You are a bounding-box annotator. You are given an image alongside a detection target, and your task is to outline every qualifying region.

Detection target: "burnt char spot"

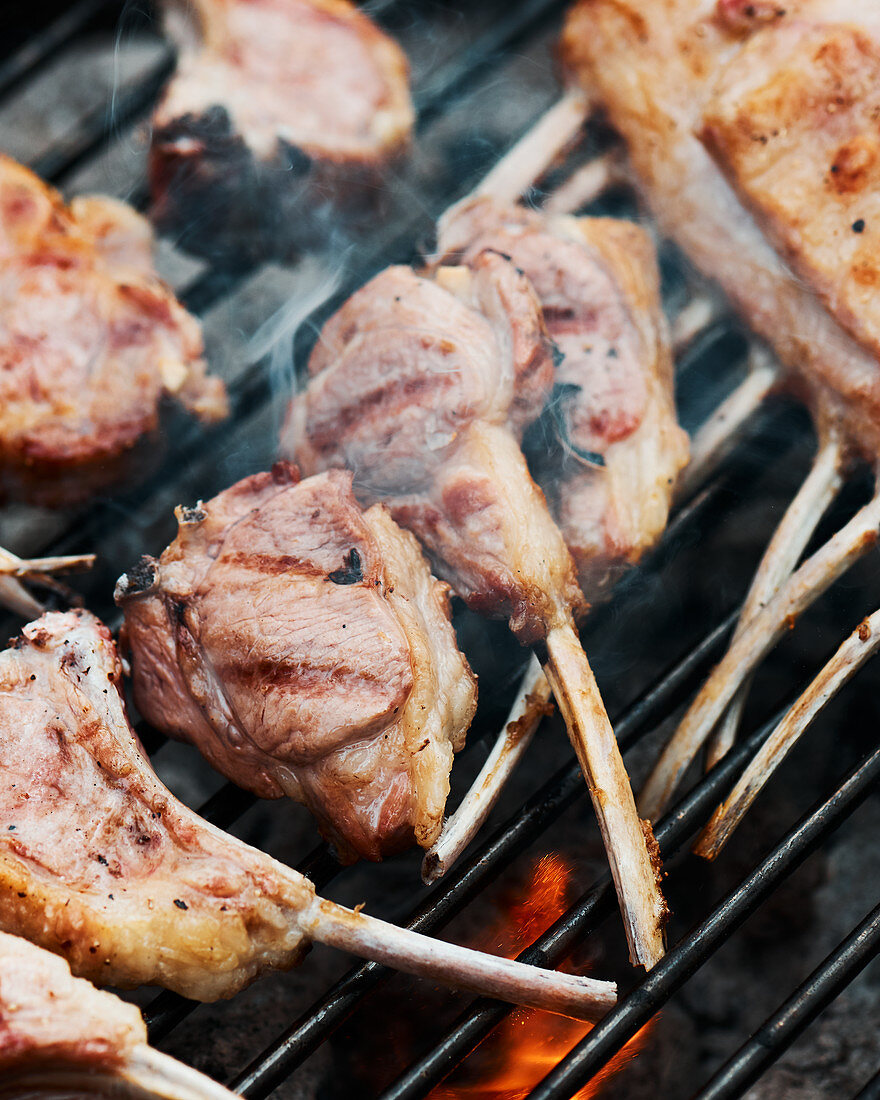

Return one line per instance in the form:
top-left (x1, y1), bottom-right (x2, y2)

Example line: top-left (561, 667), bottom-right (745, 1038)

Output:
top-left (173, 898), bottom-right (188, 910)
top-left (121, 555), bottom-right (159, 596)
top-left (271, 460), bottom-right (299, 486)
top-left (328, 547), bottom-right (363, 585)
top-left (179, 506), bottom-right (206, 525)
top-left (829, 136), bottom-right (879, 195)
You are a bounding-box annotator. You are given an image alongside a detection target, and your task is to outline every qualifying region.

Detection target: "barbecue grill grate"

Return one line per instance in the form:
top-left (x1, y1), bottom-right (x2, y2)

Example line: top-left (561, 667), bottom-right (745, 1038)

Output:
top-left (1, 3), bottom-right (878, 1098)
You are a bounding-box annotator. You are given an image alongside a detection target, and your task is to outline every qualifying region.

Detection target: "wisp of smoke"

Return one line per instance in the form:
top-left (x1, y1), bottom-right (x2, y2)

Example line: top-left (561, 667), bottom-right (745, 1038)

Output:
top-left (245, 257), bottom-right (344, 437)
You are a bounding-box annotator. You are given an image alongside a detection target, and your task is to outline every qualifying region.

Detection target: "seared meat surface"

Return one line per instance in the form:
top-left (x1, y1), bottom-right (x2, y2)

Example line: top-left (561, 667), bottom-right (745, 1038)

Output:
top-left (438, 197), bottom-right (688, 594)
top-left (0, 156), bottom-right (227, 505)
top-left (284, 252), bottom-right (585, 643)
top-left (562, 0), bottom-right (880, 457)
top-left (0, 609), bottom-right (316, 1001)
top-left (117, 463), bottom-right (477, 862)
top-left (151, 0), bottom-right (413, 258)
top-left (0, 931), bottom-right (146, 1070)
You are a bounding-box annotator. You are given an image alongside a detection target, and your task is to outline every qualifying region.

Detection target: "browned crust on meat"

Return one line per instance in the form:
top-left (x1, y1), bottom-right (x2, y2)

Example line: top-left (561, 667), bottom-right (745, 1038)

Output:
top-left (0, 155), bottom-right (227, 505)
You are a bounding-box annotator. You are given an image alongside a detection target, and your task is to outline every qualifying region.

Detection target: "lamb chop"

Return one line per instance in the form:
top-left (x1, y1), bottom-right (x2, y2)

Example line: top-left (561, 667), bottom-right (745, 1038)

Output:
top-left (0, 607), bottom-right (614, 1019)
top-left (0, 155), bottom-right (227, 506)
top-left (437, 196), bottom-right (688, 596)
top-left (150, 0), bottom-right (414, 259)
top-left (561, 0), bottom-right (880, 839)
top-left (0, 931), bottom-right (235, 1099)
top-left (282, 248), bottom-right (670, 969)
top-left (117, 462), bottom-right (478, 864)
top-left (420, 195), bottom-right (688, 881)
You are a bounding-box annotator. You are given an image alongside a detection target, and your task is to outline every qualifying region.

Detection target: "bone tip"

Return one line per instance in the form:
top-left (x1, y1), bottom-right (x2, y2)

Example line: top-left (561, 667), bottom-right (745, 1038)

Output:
top-left (420, 850), bottom-right (444, 885)
top-left (176, 503), bottom-right (208, 527)
top-left (114, 556), bottom-right (159, 604)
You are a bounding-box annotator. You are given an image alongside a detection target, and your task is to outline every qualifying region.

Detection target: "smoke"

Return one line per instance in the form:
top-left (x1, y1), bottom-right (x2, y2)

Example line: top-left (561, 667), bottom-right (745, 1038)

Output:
top-left (245, 256), bottom-right (345, 436)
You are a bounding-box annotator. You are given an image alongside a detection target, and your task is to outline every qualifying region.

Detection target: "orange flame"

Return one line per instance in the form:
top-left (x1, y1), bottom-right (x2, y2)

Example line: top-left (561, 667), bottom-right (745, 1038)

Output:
top-left (431, 854), bottom-right (655, 1100)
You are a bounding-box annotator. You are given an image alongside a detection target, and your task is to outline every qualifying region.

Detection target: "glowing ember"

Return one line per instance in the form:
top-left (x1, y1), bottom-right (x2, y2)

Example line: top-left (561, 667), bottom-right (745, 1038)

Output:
top-left (431, 854), bottom-right (654, 1099)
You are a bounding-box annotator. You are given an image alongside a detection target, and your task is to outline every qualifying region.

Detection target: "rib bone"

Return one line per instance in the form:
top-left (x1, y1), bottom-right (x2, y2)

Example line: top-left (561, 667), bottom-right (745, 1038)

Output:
top-left (422, 656), bottom-right (551, 884)
top-left (6, 1048), bottom-right (239, 1100)
top-left (639, 478), bottom-right (880, 820)
top-left (306, 893), bottom-right (615, 1020)
top-left (543, 148), bottom-right (626, 215)
top-left (695, 608), bottom-right (880, 861)
top-left (544, 621), bottom-right (667, 969)
top-left (706, 429), bottom-right (845, 770)
top-left (0, 545), bottom-right (96, 618)
top-left (120, 1048), bottom-right (242, 1100)
top-left (467, 89), bottom-right (592, 206)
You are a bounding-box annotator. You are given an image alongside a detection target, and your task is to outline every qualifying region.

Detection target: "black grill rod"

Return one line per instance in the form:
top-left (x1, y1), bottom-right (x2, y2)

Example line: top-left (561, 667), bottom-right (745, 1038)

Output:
top-left (524, 746), bottom-right (880, 1100)
top-left (376, 702), bottom-right (792, 1100)
top-left (227, 608), bottom-right (738, 1097)
top-left (0, 0), bottom-right (116, 100)
top-left (854, 1068), bottom-right (880, 1100)
top-left (692, 901), bottom-right (880, 1100)
top-left (31, 49), bottom-right (175, 184)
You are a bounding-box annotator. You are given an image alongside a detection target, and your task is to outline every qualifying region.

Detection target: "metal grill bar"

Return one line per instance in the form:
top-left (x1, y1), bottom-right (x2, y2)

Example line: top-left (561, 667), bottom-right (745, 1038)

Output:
top-left (30, 50), bottom-right (175, 182)
top-left (524, 746), bottom-right (880, 1100)
top-left (0, 0), bottom-right (114, 98)
top-left (694, 902), bottom-right (880, 1100)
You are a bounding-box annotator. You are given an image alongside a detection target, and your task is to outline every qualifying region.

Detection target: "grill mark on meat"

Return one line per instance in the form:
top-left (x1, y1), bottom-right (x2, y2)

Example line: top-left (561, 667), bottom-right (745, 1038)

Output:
top-left (306, 354), bottom-right (461, 450)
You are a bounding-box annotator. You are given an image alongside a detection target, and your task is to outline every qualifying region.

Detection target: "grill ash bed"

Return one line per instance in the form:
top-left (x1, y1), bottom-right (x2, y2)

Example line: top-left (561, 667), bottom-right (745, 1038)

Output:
top-left (0, 2), bottom-right (879, 1098)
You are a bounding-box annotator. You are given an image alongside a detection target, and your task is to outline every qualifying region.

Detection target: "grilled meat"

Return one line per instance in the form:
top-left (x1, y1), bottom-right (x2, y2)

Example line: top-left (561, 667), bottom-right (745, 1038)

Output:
top-left (437, 197), bottom-right (689, 594)
top-left (283, 251), bottom-right (583, 643)
top-left (117, 462), bottom-right (477, 863)
top-left (0, 608), bottom-right (313, 1000)
top-left (0, 155), bottom-right (227, 505)
top-left (562, 0), bottom-right (880, 458)
top-left (151, 0), bottom-right (414, 259)
top-left (0, 608), bottom-right (614, 1018)
top-left (0, 931), bottom-right (239, 1098)
top-left (0, 930), bottom-right (145, 1070)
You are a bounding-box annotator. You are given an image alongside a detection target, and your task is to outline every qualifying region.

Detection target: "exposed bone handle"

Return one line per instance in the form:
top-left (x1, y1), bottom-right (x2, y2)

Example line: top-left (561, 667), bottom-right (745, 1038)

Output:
top-left (640, 481), bottom-right (880, 820)
top-left (696, 607), bottom-right (880, 860)
top-left (422, 655), bottom-right (552, 884)
top-left (301, 895), bottom-right (615, 1022)
top-left (706, 430), bottom-right (844, 770)
top-left (119, 1046), bottom-right (241, 1099)
top-left (542, 621), bottom-right (667, 971)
